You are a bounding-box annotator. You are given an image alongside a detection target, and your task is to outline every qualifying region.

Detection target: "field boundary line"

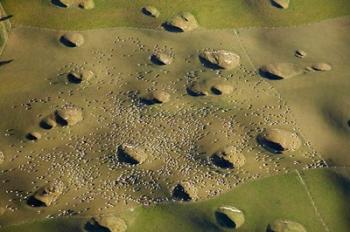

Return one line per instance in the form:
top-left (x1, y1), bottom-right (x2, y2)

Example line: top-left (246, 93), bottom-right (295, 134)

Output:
top-left (295, 170), bottom-right (330, 232)
top-left (233, 29), bottom-right (256, 71)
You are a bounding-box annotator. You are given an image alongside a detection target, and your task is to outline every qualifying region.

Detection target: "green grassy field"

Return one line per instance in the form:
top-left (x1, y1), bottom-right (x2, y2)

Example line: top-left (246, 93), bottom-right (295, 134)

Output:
top-left (1, 0), bottom-right (350, 30)
top-left (2, 168), bottom-right (349, 232)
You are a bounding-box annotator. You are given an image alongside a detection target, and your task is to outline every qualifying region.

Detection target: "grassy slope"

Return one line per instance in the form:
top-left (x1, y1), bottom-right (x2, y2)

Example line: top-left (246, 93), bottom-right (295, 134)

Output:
top-left (3, 168), bottom-right (348, 232)
top-left (1, 0), bottom-right (350, 30)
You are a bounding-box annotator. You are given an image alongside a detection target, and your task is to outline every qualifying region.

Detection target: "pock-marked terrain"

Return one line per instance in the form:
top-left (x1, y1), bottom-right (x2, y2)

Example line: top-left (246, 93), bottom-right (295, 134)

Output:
top-left (0, 1), bottom-right (349, 232)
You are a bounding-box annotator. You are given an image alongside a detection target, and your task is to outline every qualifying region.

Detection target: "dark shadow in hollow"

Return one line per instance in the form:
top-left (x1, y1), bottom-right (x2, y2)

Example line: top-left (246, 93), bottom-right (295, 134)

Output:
top-left (270, 0), bottom-right (284, 9)
top-left (199, 56), bottom-right (221, 70)
top-left (257, 137), bottom-right (284, 154)
top-left (0, 59), bottom-right (14, 67)
top-left (161, 22), bottom-right (183, 33)
top-left (67, 73), bottom-right (82, 84)
top-left (172, 184), bottom-right (191, 201)
top-left (51, 0), bottom-right (67, 8)
top-left (84, 220), bottom-right (110, 232)
top-left (186, 87), bottom-right (206, 97)
top-left (258, 69), bottom-right (283, 80)
top-left (27, 196), bottom-right (46, 207)
top-left (211, 155), bottom-right (233, 169)
top-left (59, 36), bottom-right (76, 48)
top-left (141, 7), bottom-right (156, 17)
top-left (150, 54), bottom-right (166, 65)
top-left (215, 211), bottom-right (236, 229)
top-left (54, 112), bottom-right (68, 126)
top-left (116, 146), bottom-right (139, 165)
top-left (211, 87), bottom-right (222, 95)
top-left (0, 15), bottom-right (13, 21)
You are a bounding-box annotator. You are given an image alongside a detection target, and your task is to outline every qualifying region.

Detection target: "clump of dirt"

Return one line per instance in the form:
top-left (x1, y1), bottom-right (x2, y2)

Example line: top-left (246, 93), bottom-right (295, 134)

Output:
top-left (295, 49), bottom-right (306, 58)
top-left (211, 146), bottom-right (246, 169)
top-left (199, 50), bottom-right (240, 70)
top-left (215, 206), bottom-right (245, 229)
top-left (142, 6), bottom-right (160, 18)
top-left (165, 12), bottom-right (198, 32)
top-left (141, 90), bottom-right (171, 105)
top-left (267, 219), bottom-right (307, 232)
top-left (68, 69), bottom-right (94, 83)
top-left (257, 128), bottom-right (301, 154)
top-left (259, 63), bottom-right (303, 80)
top-left (84, 216), bottom-right (127, 232)
top-left (150, 51), bottom-right (174, 65)
top-left (26, 131), bottom-right (42, 141)
top-left (53, 0), bottom-right (95, 9)
top-left (27, 181), bottom-right (64, 207)
top-left (211, 83), bottom-right (233, 95)
top-left (272, 0), bottom-right (290, 9)
top-left (40, 114), bottom-right (57, 129)
top-left (117, 144), bottom-right (147, 165)
top-left (312, 63), bottom-right (332, 71)
top-left (60, 32), bottom-right (85, 47)
top-left (55, 106), bottom-right (83, 126)
top-left (187, 81), bottom-right (209, 97)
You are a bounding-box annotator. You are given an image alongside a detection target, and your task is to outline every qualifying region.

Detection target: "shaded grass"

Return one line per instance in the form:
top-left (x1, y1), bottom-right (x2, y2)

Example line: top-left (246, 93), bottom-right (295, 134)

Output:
top-left (1, 0), bottom-right (350, 30)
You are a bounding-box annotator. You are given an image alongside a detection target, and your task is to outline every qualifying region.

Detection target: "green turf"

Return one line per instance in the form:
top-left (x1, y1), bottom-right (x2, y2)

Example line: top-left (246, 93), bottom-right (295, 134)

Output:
top-left (301, 168), bottom-right (350, 232)
top-left (1, 0), bottom-right (350, 30)
top-left (126, 169), bottom-right (327, 232)
top-left (2, 168), bottom-right (348, 232)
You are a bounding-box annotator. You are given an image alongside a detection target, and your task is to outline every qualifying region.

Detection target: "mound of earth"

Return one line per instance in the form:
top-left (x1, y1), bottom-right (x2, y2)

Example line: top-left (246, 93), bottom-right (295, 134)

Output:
top-left (259, 63), bottom-right (303, 80)
top-left (40, 114), bottom-right (57, 129)
top-left (150, 51), bottom-right (173, 65)
top-left (142, 6), bottom-right (160, 18)
top-left (172, 183), bottom-right (197, 202)
top-left (60, 32), bottom-right (85, 47)
top-left (295, 50), bottom-right (306, 58)
top-left (215, 206), bottom-right (245, 229)
top-left (79, 0), bottom-right (95, 10)
top-left (68, 69), bottom-right (94, 83)
top-left (267, 219), bottom-right (307, 232)
top-left (55, 106), bottom-right (83, 126)
top-left (165, 12), bottom-right (198, 32)
top-left (199, 50), bottom-right (240, 70)
top-left (211, 83), bottom-right (233, 95)
top-left (272, 0), bottom-right (290, 9)
top-left (53, 0), bottom-right (95, 9)
top-left (257, 129), bottom-right (301, 154)
top-left (26, 131), bottom-right (42, 141)
top-left (84, 216), bottom-right (127, 232)
top-left (0, 151), bottom-right (4, 165)
top-left (117, 144), bottom-right (147, 165)
top-left (27, 182), bottom-right (64, 207)
top-left (141, 90), bottom-right (171, 105)
top-left (187, 81), bottom-right (209, 97)
top-left (211, 146), bottom-right (246, 169)
top-left (312, 63), bottom-right (332, 71)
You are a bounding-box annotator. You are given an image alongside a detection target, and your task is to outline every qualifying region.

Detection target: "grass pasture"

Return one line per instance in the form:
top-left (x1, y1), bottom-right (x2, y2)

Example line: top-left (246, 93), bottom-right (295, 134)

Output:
top-left (0, 0), bottom-right (350, 30)
top-left (1, 168), bottom-right (349, 232)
